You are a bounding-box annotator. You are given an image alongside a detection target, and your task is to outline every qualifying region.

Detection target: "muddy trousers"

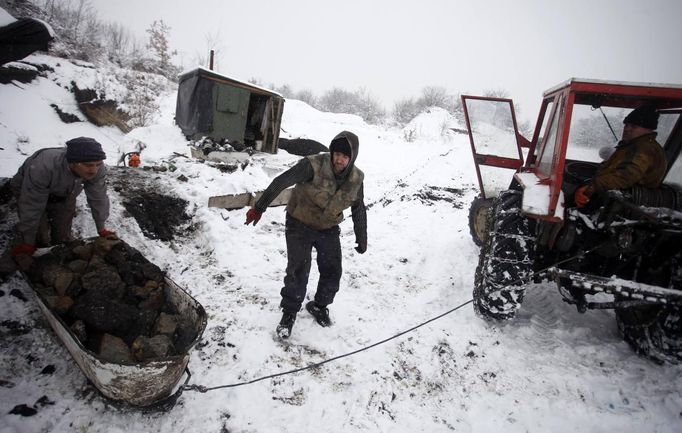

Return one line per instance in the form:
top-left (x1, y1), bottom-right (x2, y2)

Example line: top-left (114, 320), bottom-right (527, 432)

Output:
top-left (18, 194), bottom-right (77, 246)
top-left (280, 214), bottom-right (342, 314)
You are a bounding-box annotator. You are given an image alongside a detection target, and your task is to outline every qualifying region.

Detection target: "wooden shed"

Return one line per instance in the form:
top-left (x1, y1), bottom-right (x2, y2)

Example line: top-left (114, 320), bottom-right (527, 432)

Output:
top-left (175, 67), bottom-right (285, 153)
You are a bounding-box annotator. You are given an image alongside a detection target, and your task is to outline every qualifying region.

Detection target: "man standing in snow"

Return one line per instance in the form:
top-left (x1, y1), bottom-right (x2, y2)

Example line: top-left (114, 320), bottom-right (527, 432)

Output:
top-left (574, 106), bottom-right (667, 207)
top-left (245, 131), bottom-right (367, 339)
top-left (9, 137), bottom-right (114, 257)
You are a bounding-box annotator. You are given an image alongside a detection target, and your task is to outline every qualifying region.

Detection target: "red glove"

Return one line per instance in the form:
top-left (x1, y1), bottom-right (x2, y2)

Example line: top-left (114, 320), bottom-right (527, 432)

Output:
top-left (98, 229), bottom-right (117, 239)
top-left (11, 244), bottom-right (36, 257)
top-left (245, 208), bottom-right (262, 226)
top-left (574, 185), bottom-right (593, 208)
top-left (355, 240), bottom-right (367, 254)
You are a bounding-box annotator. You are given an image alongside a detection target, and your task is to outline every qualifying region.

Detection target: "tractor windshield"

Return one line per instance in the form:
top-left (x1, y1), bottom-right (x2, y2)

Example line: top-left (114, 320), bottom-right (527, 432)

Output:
top-left (566, 106), bottom-right (680, 162)
top-left (565, 105), bottom-right (682, 187)
top-left (536, 98), bottom-right (561, 176)
top-left (565, 105), bottom-right (627, 162)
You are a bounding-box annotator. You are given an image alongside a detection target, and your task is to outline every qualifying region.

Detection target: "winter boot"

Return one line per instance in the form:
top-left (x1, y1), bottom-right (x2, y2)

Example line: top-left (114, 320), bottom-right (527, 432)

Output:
top-left (276, 312), bottom-right (296, 339)
top-left (306, 301), bottom-right (332, 327)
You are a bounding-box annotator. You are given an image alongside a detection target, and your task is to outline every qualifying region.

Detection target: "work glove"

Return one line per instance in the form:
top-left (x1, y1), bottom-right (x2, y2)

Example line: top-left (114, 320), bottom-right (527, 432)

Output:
top-left (98, 229), bottom-right (118, 239)
top-left (245, 208), bottom-right (262, 226)
top-left (574, 185), bottom-right (593, 208)
top-left (355, 239), bottom-right (367, 254)
top-left (11, 244), bottom-right (36, 257)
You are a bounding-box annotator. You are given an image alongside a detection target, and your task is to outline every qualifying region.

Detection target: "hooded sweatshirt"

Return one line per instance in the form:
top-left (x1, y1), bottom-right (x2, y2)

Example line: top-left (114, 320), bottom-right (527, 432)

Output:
top-left (255, 131), bottom-right (367, 240)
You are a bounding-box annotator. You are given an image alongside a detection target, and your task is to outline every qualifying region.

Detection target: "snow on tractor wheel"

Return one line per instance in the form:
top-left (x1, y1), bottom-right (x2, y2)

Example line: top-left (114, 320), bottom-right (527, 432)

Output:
top-left (473, 190), bottom-right (535, 320)
top-left (468, 196), bottom-right (494, 246)
top-left (616, 303), bottom-right (682, 364)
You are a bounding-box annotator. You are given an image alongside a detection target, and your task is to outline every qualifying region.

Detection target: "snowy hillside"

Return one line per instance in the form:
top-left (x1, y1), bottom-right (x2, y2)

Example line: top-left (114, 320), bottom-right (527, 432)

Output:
top-left (1, 54), bottom-right (681, 433)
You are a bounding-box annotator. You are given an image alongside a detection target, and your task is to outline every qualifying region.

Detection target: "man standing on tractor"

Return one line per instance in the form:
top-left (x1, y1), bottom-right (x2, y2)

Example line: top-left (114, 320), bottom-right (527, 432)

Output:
top-left (244, 131), bottom-right (367, 339)
top-left (9, 137), bottom-right (115, 258)
top-left (575, 105), bottom-right (667, 207)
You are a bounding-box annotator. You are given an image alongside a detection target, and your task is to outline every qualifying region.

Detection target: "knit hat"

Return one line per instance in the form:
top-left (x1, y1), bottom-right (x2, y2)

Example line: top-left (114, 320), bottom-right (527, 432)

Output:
top-left (65, 137), bottom-right (106, 162)
top-left (329, 136), bottom-right (352, 158)
top-left (623, 106), bottom-right (658, 130)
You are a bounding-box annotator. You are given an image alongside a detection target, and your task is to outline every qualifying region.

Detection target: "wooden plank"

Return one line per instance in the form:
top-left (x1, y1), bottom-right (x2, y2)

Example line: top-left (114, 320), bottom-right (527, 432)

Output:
top-left (190, 147), bottom-right (206, 160)
top-left (208, 188), bottom-right (292, 210)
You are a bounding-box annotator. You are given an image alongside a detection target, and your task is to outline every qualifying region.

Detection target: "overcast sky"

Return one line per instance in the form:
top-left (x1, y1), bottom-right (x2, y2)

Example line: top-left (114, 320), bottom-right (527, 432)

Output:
top-left (88, 0), bottom-right (682, 122)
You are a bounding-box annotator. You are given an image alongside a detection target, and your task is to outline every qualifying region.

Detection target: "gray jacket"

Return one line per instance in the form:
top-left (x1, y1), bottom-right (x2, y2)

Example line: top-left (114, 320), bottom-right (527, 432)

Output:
top-left (10, 147), bottom-right (110, 244)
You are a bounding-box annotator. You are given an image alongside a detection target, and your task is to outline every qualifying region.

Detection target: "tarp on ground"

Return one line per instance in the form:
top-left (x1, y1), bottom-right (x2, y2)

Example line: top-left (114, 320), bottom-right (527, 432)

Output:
top-left (0, 17), bottom-right (54, 65)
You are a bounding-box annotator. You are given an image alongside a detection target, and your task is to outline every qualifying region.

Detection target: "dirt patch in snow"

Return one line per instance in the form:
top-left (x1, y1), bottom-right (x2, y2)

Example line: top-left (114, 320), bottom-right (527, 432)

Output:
top-left (107, 167), bottom-right (193, 241)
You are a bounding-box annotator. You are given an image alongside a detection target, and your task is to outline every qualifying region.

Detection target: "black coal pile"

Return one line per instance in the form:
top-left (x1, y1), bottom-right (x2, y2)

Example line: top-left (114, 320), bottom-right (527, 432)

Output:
top-left (24, 237), bottom-right (196, 364)
top-left (121, 192), bottom-right (190, 241)
top-left (277, 137), bottom-right (328, 156)
top-left (107, 167), bottom-right (193, 242)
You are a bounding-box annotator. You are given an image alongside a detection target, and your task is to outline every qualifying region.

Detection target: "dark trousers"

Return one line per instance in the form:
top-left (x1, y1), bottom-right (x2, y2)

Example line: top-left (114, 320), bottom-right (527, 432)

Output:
top-left (17, 194), bottom-right (76, 247)
top-left (280, 214), bottom-right (342, 313)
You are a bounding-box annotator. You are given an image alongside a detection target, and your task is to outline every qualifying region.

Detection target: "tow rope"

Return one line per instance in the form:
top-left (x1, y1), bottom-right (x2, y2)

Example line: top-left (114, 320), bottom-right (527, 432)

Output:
top-left (181, 298), bottom-right (473, 393)
top-left (179, 220), bottom-right (606, 395)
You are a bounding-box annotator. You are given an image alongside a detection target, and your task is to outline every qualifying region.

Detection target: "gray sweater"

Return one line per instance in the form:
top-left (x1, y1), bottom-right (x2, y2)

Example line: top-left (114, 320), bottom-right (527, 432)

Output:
top-left (10, 147), bottom-right (110, 244)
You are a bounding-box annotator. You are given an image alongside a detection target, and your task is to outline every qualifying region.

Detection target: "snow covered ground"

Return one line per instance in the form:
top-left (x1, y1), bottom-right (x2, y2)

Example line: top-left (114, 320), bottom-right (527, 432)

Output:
top-left (1, 55), bottom-right (681, 433)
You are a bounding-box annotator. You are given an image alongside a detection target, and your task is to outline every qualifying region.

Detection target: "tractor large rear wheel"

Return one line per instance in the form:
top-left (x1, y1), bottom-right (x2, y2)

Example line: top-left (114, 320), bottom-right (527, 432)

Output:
top-left (473, 190), bottom-right (535, 320)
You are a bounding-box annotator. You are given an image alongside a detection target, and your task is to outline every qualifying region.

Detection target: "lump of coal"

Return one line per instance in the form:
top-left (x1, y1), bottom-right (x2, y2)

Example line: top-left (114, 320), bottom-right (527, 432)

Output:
top-left (25, 237), bottom-right (195, 364)
top-left (9, 404), bottom-right (37, 416)
top-left (72, 244), bottom-right (93, 261)
top-left (132, 335), bottom-right (175, 361)
top-left (142, 262), bottom-right (163, 282)
top-left (67, 259), bottom-right (88, 274)
top-left (99, 334), bottom-right (134, 363)
top-left (154, 313), bottom-right (178, 337)
top-left (72, 298), bottom-right (138, 334)
top-left (138, 288), bottom-right (164, 310)
top-left (40, 365), bottom-right (56, 375)
top-left (44, 296), bottom-right (74, 316)
top-left (81, 267), bottom-right (126, 300)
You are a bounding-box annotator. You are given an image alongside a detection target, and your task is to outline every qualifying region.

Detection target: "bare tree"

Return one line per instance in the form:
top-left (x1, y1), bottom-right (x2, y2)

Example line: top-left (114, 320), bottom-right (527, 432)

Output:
top-left (295, 89), bottom-right (317, 106)
top-left (80, 11), bottom-right (103, 60)
top-left (320, 87), bottom-right (355, 114)
top-left (418, 86), bottom-right (450, 109)
top-left (144, 19), bottom-right (180, 79)
top-left (123, 71), bottom-right (162, 128)
top-left (104, 22), bottom-right (131, 64)
top-left (393, 98), bottom-right (420, 125)
top-left (354, 87), bottom-right (385, 124)
top-left (319, 87), bottom-right (385, 124)
top-left (70, 0), bottom-right (91, 40)
top-left (42, 0), bottom-right (57, 21)
top-left (198, 30), bottom-right (224, 70)
top-left (146, 20), bottom-right (175, 68)
top-left (483, 88), bottom-right (510, 99)
top-left (273, 83), bottom-right (293, 98)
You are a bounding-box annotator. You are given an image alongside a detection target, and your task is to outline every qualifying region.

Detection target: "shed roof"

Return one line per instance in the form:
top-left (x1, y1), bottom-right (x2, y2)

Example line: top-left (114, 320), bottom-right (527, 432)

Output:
top-left (177, 67), bottom-right (283, 98)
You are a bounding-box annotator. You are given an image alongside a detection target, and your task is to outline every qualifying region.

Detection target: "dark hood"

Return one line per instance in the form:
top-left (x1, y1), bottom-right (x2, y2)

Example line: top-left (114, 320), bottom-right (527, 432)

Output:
top-left (330, 130), bottom-right (359, 180)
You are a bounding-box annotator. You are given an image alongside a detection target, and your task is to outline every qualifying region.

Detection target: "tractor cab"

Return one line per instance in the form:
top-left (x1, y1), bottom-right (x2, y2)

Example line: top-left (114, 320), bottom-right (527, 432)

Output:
top-left (463, 79), bottom-right (682, 244)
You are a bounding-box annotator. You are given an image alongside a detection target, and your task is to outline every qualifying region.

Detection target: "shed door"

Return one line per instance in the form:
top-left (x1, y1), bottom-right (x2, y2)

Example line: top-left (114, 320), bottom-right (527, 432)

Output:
top-left (212, 85), bottom-right (250, 143)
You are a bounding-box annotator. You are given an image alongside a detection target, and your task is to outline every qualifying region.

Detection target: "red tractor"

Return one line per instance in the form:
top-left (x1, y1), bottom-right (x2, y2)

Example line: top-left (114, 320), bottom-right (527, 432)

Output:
top-left (462, 78), bottom-right (682, 363)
